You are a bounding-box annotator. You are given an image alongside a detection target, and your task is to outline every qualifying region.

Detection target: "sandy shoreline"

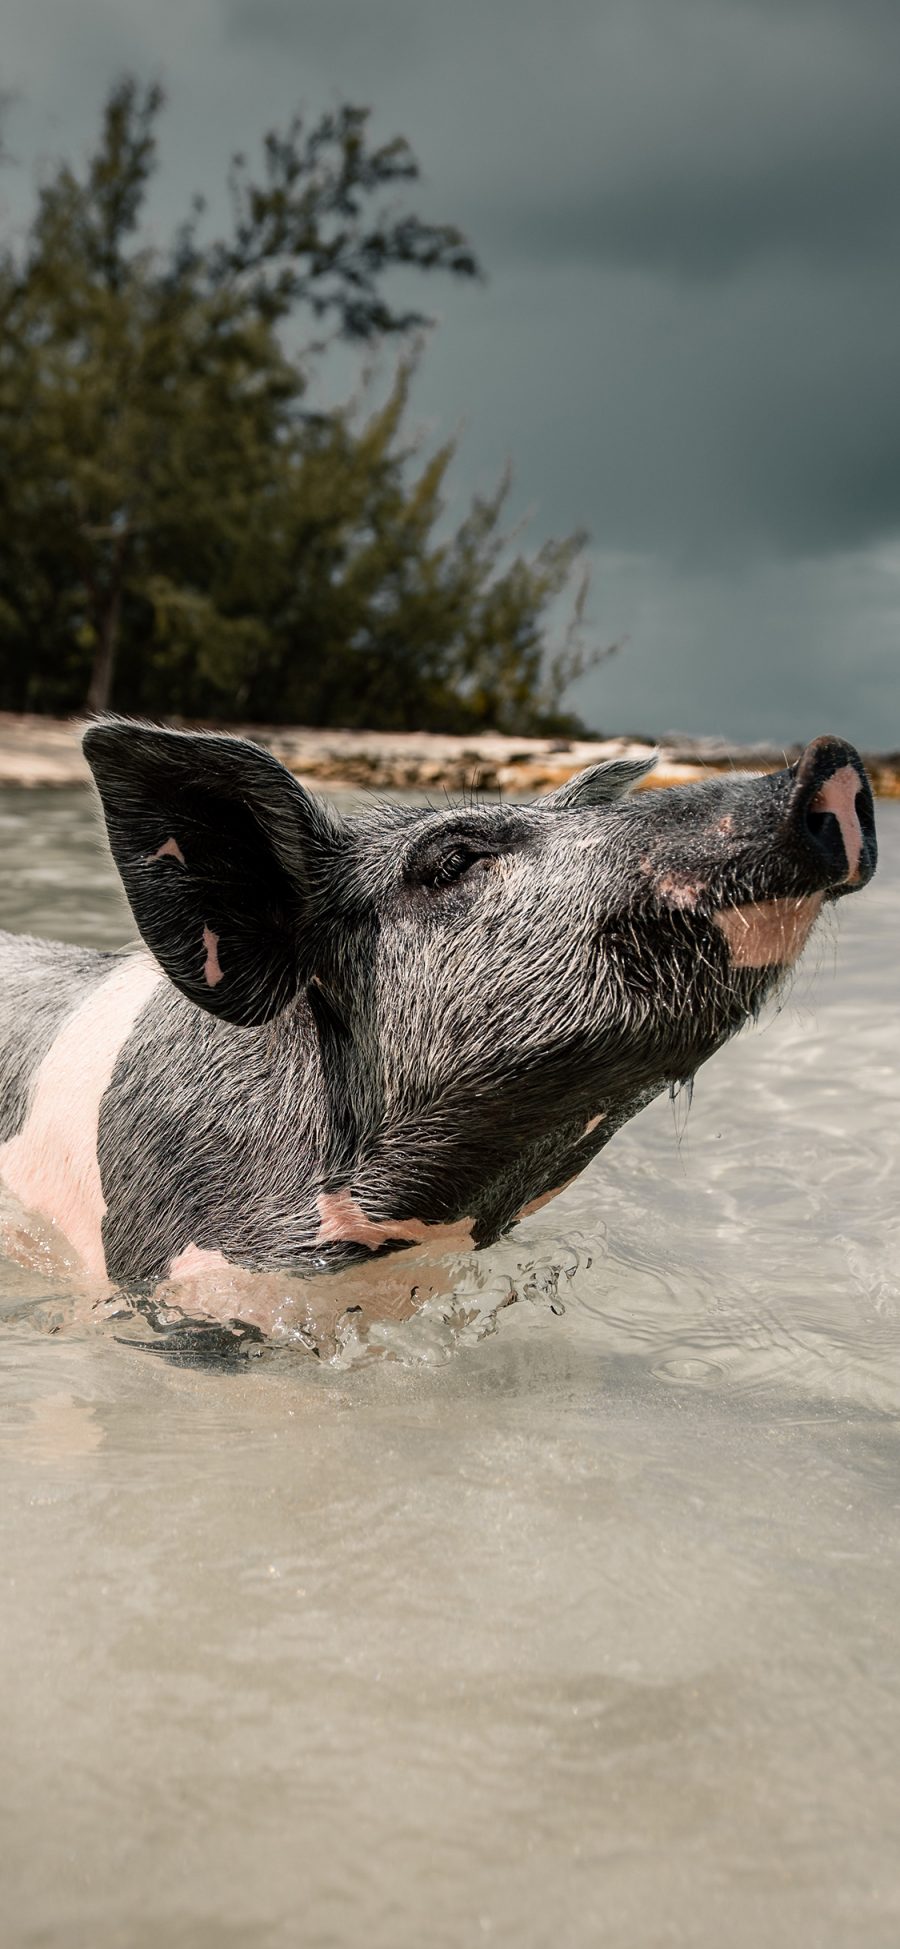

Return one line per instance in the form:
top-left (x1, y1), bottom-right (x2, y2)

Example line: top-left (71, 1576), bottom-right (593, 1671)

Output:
top-left (0, 710), bottom-right (897, 796)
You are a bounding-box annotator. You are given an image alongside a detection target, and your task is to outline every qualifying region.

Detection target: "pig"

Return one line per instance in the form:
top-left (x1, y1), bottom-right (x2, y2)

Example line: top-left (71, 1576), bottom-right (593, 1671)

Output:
top-left (0, 722), bottom-right (877, 1296)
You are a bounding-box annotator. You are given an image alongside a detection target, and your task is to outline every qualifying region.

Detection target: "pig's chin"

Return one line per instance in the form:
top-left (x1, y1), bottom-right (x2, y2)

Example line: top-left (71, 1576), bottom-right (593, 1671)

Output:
top-left (713, 892), bottom-right (824, 970)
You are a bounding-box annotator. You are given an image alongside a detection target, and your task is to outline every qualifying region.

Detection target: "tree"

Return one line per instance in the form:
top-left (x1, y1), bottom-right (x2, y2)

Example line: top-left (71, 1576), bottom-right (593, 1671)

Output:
top-left (0, 80), bottom-right (606, 730)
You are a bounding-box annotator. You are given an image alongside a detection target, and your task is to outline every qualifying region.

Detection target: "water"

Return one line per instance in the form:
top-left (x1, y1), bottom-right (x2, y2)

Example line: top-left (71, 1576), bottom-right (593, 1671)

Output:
top-left (2, 787), bottom-right (899, 1948)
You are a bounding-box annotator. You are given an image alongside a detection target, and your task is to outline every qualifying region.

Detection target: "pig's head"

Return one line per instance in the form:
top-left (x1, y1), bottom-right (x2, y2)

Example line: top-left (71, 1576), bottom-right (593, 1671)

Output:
top-left (84, 723), bottom-right (876, 1263)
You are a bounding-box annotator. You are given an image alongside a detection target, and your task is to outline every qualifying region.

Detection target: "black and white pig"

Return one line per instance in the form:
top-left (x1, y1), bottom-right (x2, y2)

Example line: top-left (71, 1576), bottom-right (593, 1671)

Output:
top-left (0, 722), bottom-right (877, 1296)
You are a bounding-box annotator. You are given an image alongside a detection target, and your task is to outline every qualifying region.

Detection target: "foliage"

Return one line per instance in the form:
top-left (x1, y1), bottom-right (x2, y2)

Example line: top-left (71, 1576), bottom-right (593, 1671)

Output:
top-left (0, 79), bottom-right (606, 730)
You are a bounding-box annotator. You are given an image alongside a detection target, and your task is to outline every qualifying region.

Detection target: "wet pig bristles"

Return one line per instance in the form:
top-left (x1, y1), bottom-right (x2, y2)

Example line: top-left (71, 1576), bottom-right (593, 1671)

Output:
top-left (0, 721), bottom-right (877, 1290)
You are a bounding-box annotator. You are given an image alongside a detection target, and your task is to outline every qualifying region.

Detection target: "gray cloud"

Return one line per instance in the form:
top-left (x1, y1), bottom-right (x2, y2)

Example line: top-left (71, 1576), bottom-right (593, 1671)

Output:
top-left (224, 0), bottom-right (900, 278)
top-left (2, 0), bottom-right (899, 743)
top-left (569, 544), bottom-right (900, 745)
top-left (214, 0), bottom-right (900, 570)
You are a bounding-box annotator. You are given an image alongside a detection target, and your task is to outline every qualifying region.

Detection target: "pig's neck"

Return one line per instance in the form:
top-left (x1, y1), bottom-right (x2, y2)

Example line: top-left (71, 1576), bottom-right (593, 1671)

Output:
top-left (101, 982), bottom-right (643, 1284)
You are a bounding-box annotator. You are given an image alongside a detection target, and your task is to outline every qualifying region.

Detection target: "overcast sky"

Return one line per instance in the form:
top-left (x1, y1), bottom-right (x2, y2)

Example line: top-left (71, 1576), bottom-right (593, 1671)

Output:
top-left (3, 0), bottom-right (900, 745)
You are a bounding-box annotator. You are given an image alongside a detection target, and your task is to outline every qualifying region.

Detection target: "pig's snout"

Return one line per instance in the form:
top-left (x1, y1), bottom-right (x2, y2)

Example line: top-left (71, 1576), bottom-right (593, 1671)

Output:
top-left (786, 736), bottom-right (877, 893)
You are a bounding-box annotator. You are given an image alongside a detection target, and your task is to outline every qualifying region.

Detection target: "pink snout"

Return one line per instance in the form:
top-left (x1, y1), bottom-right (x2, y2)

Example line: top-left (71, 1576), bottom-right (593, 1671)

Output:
top-left (808, 765), bottom-right (863, 884)
top-left (790, 737), bottom-right (876, 891)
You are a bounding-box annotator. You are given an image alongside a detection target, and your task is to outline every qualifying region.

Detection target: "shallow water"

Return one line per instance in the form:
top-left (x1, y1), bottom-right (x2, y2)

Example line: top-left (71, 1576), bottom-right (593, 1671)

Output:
top-left (2, 787), bottom-right (899, 1948)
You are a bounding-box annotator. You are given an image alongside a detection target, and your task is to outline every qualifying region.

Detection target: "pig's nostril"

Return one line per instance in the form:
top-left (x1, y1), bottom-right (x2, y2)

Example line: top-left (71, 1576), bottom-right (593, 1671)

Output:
top-left (799, 800), bottom-right (851, 879)
top-left (802, 804), bottom-right (840, 855)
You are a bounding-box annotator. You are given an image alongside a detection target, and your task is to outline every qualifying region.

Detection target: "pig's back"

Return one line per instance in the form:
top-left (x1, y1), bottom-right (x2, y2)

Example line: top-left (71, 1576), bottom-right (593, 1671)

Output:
top-left (0, 931), bottom-right (116, 1140)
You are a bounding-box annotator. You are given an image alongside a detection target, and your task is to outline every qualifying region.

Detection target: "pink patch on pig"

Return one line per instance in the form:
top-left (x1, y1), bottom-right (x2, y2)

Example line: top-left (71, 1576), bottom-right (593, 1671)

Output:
top-left (316, 1188), bottom-right (475, 1253)
top-left (809, 764), bottom-right (863, 884)
top-left (0, 956), bottom-right (162, 1278)
top-left (145, 836), bottom-right (186, 866)
top-left (656, 873), bottom-right (707, 911)
top-left (517, 1177), bottom-right (578, 1221)
top-left (202, 926), bottom-right (223, 987)
top-left (715, 894), bottom-right (823, 968)
top-left (169, 1243), bottom-right (234, 1280)
top-left (582, 1112), bottom-right (606, 1137)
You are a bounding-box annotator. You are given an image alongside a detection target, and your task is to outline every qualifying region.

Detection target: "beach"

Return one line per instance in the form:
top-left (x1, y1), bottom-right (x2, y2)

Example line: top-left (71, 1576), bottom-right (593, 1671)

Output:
top-left (1, 711), bottom-right (897, 795)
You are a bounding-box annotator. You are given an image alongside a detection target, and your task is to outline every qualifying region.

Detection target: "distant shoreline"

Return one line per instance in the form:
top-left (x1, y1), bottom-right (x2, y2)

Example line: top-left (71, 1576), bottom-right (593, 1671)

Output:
top-left (0, 710), bottom-right (897, 797)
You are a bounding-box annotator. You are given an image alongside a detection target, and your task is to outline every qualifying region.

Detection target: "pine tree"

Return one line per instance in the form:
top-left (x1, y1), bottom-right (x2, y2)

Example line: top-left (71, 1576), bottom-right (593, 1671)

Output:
top-left (0, 79), bottom-right (605, 732)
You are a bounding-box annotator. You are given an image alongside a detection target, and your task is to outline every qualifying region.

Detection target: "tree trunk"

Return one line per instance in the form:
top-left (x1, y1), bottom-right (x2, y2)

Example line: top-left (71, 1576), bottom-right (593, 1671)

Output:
top-left (85, 580), bottom-right (122, 714)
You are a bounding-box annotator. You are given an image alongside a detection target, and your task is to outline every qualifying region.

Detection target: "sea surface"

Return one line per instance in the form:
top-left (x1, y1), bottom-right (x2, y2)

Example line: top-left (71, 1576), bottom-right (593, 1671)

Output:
top-left (1, 786), bottom-right (898, 1949)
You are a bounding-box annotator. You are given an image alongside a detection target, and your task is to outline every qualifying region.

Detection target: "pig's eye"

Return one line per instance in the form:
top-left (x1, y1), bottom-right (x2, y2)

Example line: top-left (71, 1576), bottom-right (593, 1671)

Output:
top-left (404, 815), bottom-right (530, 892)
top-left (405, 839), bottom-right (499, 891)
top-left (429, 846), bottom-right (493, 888)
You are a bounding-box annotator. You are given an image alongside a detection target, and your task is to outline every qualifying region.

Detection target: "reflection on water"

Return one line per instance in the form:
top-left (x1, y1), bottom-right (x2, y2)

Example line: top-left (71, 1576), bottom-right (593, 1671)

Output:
top-left (2, 787), bottom-right (899, 1948)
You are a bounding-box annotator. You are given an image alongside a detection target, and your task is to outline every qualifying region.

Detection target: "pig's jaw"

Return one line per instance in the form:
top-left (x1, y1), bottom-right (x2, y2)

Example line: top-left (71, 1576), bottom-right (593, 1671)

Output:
top-left (713, 893), bottom-right (824, 968)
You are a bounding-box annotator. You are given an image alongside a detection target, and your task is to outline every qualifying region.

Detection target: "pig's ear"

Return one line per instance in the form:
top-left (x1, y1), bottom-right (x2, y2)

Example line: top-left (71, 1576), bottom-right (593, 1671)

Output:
top-left (83, 719), bottom-right (344, 1027)
top-left (542, 755), bottom-right (657, 809)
